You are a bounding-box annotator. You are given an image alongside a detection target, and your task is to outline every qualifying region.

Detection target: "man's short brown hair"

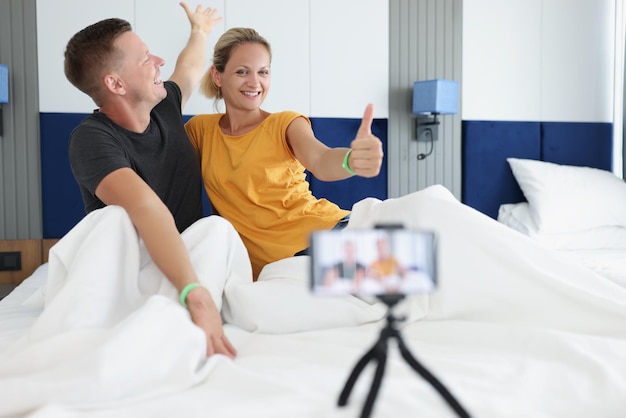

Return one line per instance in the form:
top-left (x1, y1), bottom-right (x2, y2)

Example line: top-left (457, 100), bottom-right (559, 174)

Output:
top-left (64, 18), bottom-right (131, 105)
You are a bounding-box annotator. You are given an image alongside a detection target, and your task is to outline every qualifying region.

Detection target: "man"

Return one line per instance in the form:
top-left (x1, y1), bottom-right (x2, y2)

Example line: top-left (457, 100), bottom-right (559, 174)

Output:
top-left (322, 240), bottom-right (366, 291)
top-left (63, 3), bottom-right (245, 358)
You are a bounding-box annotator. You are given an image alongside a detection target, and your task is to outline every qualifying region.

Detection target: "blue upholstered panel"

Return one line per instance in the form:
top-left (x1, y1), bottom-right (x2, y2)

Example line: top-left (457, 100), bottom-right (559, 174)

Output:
top-left (39, 113), bottom-right (388, 238)
top-left (541, 122), bottom-right (613, 170)
top-left (462, 120), bottom-right (614, 220)
top-left (462, 121), bottom-right (541, 219)
top-left (308, 117), bottom-right (388, 210)
top-left (40, 112), bottom-right (89, 238)
top-left (181, 115), bottom-right (213, 216)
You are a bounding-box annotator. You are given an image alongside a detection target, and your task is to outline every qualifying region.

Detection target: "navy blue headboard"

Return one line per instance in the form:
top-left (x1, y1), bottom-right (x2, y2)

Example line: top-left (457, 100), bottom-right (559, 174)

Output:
top-left (40, 113), bottom-right (88, 238)
top-left (462, 120), bottom-right (613, 219)
top-left (40, 113), bottom-right (388, 239)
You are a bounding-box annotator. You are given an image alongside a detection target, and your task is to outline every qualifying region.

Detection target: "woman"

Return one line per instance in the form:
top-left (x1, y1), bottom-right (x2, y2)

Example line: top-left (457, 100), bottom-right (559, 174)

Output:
top-left (185, 28), bottom-right (383, 279)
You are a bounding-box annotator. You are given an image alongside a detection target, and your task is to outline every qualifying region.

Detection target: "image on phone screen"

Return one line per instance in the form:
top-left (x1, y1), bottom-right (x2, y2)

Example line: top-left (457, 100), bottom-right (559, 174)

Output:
top-left (310, 228), bottom-right (437, 296)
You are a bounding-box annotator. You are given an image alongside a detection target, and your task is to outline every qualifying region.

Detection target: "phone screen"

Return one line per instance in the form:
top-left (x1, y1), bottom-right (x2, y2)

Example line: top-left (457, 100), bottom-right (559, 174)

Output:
top-left (309, 228), bottom-right (437, 297)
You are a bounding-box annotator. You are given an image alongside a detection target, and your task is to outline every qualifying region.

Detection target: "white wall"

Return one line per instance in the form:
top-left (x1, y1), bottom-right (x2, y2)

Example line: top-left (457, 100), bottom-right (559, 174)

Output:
top-left (463, 0), bottom-right (543, 121)
top-left (463, 0), bottom-right (615, 123)
top-left (37, 0), bottom-right (622, 157)
top-left (36, 0), bottom-right (389, 118)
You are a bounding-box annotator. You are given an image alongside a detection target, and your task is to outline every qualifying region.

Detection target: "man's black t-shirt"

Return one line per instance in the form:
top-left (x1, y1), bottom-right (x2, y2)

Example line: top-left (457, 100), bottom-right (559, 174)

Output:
top-left (68, 81), bottom-right (203, 233)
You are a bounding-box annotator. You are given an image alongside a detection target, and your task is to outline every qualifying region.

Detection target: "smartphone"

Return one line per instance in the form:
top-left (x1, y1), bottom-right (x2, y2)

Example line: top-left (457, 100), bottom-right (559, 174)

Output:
top-left (309, 227), bottom-right (437, 297)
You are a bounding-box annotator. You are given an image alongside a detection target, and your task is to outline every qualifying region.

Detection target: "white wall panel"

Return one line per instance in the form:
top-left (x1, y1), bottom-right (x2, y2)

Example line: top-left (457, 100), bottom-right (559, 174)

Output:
top-left (310, 0), bottom-right (389, 119)
top-left (541, 0), bottom-right (614, 122)
top-left (462, 0), bottom-right (542, 121)
top-left (36, 0), bottom-right (135, 113)
top-left (463, 0), bottom-right (615, 123)
top-left (37, 0), bottom-right (387, 118)
top-left (135, 0), bottom-right (226, 115)
top-left (220, 0), bottom-right (310, 116)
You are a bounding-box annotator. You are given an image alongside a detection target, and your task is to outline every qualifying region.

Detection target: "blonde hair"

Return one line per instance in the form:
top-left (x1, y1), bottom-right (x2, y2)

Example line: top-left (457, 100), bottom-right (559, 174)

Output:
top-left (200, 27), bottom-right (272, 102)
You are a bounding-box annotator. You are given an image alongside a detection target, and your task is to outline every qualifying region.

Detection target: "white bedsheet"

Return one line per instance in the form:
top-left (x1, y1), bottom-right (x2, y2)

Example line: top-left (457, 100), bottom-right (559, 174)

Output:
top-left (558, 249), bottom-right (626, 288)
top-left (1, 185), bottom-right (626, 418)
top-left (498, 202), bottom-right (626, 287)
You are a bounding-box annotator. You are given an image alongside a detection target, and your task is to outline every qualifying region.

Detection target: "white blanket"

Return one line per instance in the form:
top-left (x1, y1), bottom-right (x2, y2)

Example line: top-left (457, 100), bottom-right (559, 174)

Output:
top-left (0, 207), bottom-right (252, 416)
top-left (1, 185), bottom-right (626, 417)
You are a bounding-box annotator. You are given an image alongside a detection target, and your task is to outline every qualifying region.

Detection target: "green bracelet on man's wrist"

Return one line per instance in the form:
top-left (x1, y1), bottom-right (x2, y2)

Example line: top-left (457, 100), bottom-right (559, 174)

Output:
top-left (179, 282), bottom-right (202, 308)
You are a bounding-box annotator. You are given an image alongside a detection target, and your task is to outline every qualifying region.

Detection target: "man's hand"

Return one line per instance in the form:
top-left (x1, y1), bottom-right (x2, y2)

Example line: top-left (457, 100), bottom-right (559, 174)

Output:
top-left (171, 3), bottom-right (223, 108)
top-left (349, 104), bottom-right (384, 178)
top-left (185, 285), bottom-right (237, 359)
top-left (179, 2), bottom-right (223, 37)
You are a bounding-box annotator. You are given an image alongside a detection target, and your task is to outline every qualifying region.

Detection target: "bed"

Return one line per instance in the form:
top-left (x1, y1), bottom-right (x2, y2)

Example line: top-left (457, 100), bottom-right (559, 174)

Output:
top-left (1, 185), bottom-right (626, 418)
top-left (461, 119), bottom-right (625, 288)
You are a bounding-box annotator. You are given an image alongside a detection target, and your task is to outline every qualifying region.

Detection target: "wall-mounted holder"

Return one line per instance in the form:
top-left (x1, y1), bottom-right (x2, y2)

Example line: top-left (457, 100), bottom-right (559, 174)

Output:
top-left (415, 113), bottom-right (441, 142)
top-left (412, 79), bottom-right (458, 160)
top-left (415, 114), bottom-right (440, 160)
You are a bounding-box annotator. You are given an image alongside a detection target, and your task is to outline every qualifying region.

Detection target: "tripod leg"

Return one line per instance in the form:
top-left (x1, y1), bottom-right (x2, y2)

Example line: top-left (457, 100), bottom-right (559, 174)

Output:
top-left (338, 345), bottom-right (377, 406)
top-left (396, 336), bottom-right (471, 418)
top-left (359, 347), bottom-right (388, 418)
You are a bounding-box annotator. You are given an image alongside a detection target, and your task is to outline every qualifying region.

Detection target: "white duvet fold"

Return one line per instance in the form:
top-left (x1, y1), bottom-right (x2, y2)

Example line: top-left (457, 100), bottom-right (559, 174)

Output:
top-left (346, 185), bottom-right (626, 336)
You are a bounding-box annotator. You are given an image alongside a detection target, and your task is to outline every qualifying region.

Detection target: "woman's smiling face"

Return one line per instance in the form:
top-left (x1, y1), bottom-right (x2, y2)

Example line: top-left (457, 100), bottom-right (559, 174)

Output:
top-left (215, 42), bottom-right (271, 111)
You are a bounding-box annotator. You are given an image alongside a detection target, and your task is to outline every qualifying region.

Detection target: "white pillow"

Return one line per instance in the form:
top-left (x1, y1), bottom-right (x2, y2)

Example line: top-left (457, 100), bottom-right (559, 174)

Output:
top-left (507, 158), bottom-right (626, 233)
top-left (498, 202), bottom-right (533, 235)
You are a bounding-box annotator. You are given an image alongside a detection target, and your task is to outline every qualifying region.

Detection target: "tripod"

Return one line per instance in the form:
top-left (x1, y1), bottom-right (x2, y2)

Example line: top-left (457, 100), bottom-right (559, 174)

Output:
top-left (337, 295), bottom-right (471, 418)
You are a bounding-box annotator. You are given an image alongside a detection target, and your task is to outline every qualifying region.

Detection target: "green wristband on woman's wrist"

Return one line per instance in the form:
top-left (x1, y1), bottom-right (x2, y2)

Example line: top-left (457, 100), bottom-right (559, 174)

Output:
top-left (342, 149), bottom-right (356, 176)
top-left (179, 282), bottom-right (202, 308)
